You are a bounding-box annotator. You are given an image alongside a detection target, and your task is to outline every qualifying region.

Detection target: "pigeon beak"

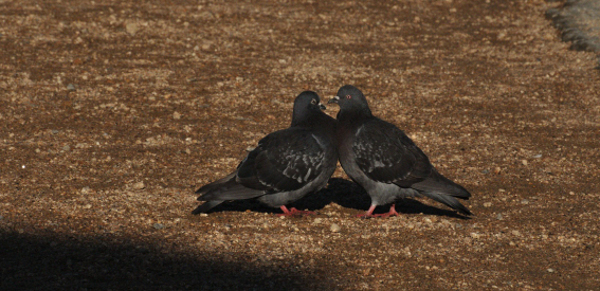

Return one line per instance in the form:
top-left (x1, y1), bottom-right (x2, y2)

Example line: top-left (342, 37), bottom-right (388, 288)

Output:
top-left (328, 96), bottom-right (340, 104)
top-left (319, 102), bottom-right (327, 110)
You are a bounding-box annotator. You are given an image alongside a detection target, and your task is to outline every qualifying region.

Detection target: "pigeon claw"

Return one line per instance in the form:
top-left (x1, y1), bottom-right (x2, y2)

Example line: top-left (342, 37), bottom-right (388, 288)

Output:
top-left (357, 204), bottom-right (399, 218)
top-left (278, 206), bottom-right (316, 217)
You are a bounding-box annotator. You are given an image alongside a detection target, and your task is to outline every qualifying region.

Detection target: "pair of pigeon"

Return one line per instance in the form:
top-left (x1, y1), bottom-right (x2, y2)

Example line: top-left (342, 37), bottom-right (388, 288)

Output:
top-left (192, 85), bottom-right (471, 217)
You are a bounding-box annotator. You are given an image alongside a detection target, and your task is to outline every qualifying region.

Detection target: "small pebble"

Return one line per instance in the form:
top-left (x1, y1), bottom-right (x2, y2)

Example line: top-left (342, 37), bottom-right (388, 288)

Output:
top-left (483, 202), bottom-right (492, 208)
top-left (496, 213), bottom-right (503, 220)
top-left (173, 111), bottom-right (181, 120)
top-left (67, 84), bottom-right (76, 91)
top-left (522, 159), bottom-right (528, 166)
top-left (133, 181), bottom-right (145, 189)
top-left (153, 223), bottom-right (164, 230)
top-left (521, 199), bottom-right (529, 205)
top-left (547, 268), bottom-right (555, 273)
top-left (533, 154), bottom-right (542, 159)
top-left (62, 145), bottom-right (70, 152)
top-left (330, 223), bottom-right (341, 233)
top-left (80, 186), bottom-right (91, 194)
top-left (125, 22), bottom-right (140, 36)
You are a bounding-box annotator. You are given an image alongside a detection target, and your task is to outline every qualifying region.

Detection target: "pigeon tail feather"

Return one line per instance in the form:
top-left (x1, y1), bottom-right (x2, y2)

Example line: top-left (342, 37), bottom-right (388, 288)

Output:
top-left (412, 170), bottom-right (472, 215)
top-left (191, 200), bottom-right (225, 214)
top-left (195, 171), bottom-right (237, 196)
top-left (417, 191), bottom-right (472, 215)
top-left (411, 169), bottom-right (471, 199)
top-left (198, 182), bottom-right (265, 201)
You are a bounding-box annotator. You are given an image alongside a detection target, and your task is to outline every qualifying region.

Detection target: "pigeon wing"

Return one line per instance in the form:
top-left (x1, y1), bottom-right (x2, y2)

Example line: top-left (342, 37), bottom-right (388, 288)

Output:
top-left (237, 128), bottom-right (326, 192)
top-left (353, 119), bottom-right (432, 187)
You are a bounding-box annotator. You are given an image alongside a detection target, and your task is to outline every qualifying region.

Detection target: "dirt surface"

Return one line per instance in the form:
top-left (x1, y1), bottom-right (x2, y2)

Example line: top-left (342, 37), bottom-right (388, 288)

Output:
top-left (1, 0), bottom-right (599, 290)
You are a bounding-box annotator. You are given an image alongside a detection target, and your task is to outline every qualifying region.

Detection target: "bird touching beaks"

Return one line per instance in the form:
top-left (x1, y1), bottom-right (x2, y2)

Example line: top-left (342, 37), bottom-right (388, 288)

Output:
top-left (192, 91), bottom-right (338, 216)
top-left (329, 85), bottom-right (472, 218)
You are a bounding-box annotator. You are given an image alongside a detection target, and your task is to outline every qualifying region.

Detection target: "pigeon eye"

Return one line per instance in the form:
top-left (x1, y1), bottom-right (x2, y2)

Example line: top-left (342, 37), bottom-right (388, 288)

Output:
top-left (311, 99), bottom-right (317, 105)
top-left (346, 95), bottom-right (352, 99)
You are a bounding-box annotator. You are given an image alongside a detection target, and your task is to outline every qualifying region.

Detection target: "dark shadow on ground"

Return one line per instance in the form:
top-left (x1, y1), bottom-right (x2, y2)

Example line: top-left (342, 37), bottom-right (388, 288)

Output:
top-left (194, 178), bottom-right (471, 219)
top-left (0, 231), bottom-right (331, 291)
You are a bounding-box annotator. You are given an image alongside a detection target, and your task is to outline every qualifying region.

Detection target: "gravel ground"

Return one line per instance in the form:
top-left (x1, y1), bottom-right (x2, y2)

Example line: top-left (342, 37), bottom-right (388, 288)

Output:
top-left (1, 0), bottom-right (599, 290)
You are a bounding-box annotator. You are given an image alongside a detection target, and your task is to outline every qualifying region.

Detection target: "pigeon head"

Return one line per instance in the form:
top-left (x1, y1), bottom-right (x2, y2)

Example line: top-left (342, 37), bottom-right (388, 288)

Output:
top-left (291, 91), bottom-right (326, 126)
top-left (328, 85), bottom-right (372, 116)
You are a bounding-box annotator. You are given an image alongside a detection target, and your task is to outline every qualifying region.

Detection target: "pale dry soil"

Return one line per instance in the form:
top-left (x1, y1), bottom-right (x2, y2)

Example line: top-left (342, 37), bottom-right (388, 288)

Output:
top-left (1, 0), bottom-right (599, 290)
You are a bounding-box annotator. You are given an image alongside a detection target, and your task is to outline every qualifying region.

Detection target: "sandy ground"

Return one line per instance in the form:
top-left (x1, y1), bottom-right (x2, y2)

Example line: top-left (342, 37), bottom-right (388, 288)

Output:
top-left (1, 0), bottom-right (599, 290)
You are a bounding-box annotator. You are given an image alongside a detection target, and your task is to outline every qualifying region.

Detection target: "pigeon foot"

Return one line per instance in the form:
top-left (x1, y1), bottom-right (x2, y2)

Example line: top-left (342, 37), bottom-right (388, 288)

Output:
top-left (357, 204), bottom-right (399, 218)
top-left (278, 206), bottom-right (316, 217)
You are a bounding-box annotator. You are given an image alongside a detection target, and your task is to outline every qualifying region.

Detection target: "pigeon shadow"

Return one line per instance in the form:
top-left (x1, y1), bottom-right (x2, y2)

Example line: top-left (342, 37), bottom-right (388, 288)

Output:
top-left (195, 178), bottom-right (470, 219)
top-left (0, 230), bottom-right (331, 291)
top-left (314, 178), bottom-right (471, 219)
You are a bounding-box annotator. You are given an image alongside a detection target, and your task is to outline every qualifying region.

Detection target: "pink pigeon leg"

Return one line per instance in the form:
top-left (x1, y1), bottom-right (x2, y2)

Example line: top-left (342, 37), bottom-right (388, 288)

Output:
top-left (356, 204), bottom-right (377, 218)
top-left (357, 204), bottom-right (399, 218)
top-left (278, 206), bottom-right (316, 217)
top-left (381, 204), bottom-right (400, 217)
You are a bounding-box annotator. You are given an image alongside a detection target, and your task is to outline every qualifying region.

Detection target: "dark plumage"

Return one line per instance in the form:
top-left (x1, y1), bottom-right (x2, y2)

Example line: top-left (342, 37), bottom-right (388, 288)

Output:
top-left (329, 85), bottom-right (472, 217)
top-left (192, 91), bottom-right (337, 216)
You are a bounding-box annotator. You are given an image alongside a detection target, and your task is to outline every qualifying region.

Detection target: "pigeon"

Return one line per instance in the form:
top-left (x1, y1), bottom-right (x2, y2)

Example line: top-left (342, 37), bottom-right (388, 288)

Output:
top-left (192, 91), bottom-right (338, 216)
top-left (329, 85), bottom-right (471, 217)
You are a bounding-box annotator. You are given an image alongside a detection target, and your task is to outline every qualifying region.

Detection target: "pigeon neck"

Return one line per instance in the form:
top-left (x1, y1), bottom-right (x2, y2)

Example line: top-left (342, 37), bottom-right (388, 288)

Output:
top-left (338, 107), bottom-right (373, 124)
top-left (291, 110), bottom-right (327, 128)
